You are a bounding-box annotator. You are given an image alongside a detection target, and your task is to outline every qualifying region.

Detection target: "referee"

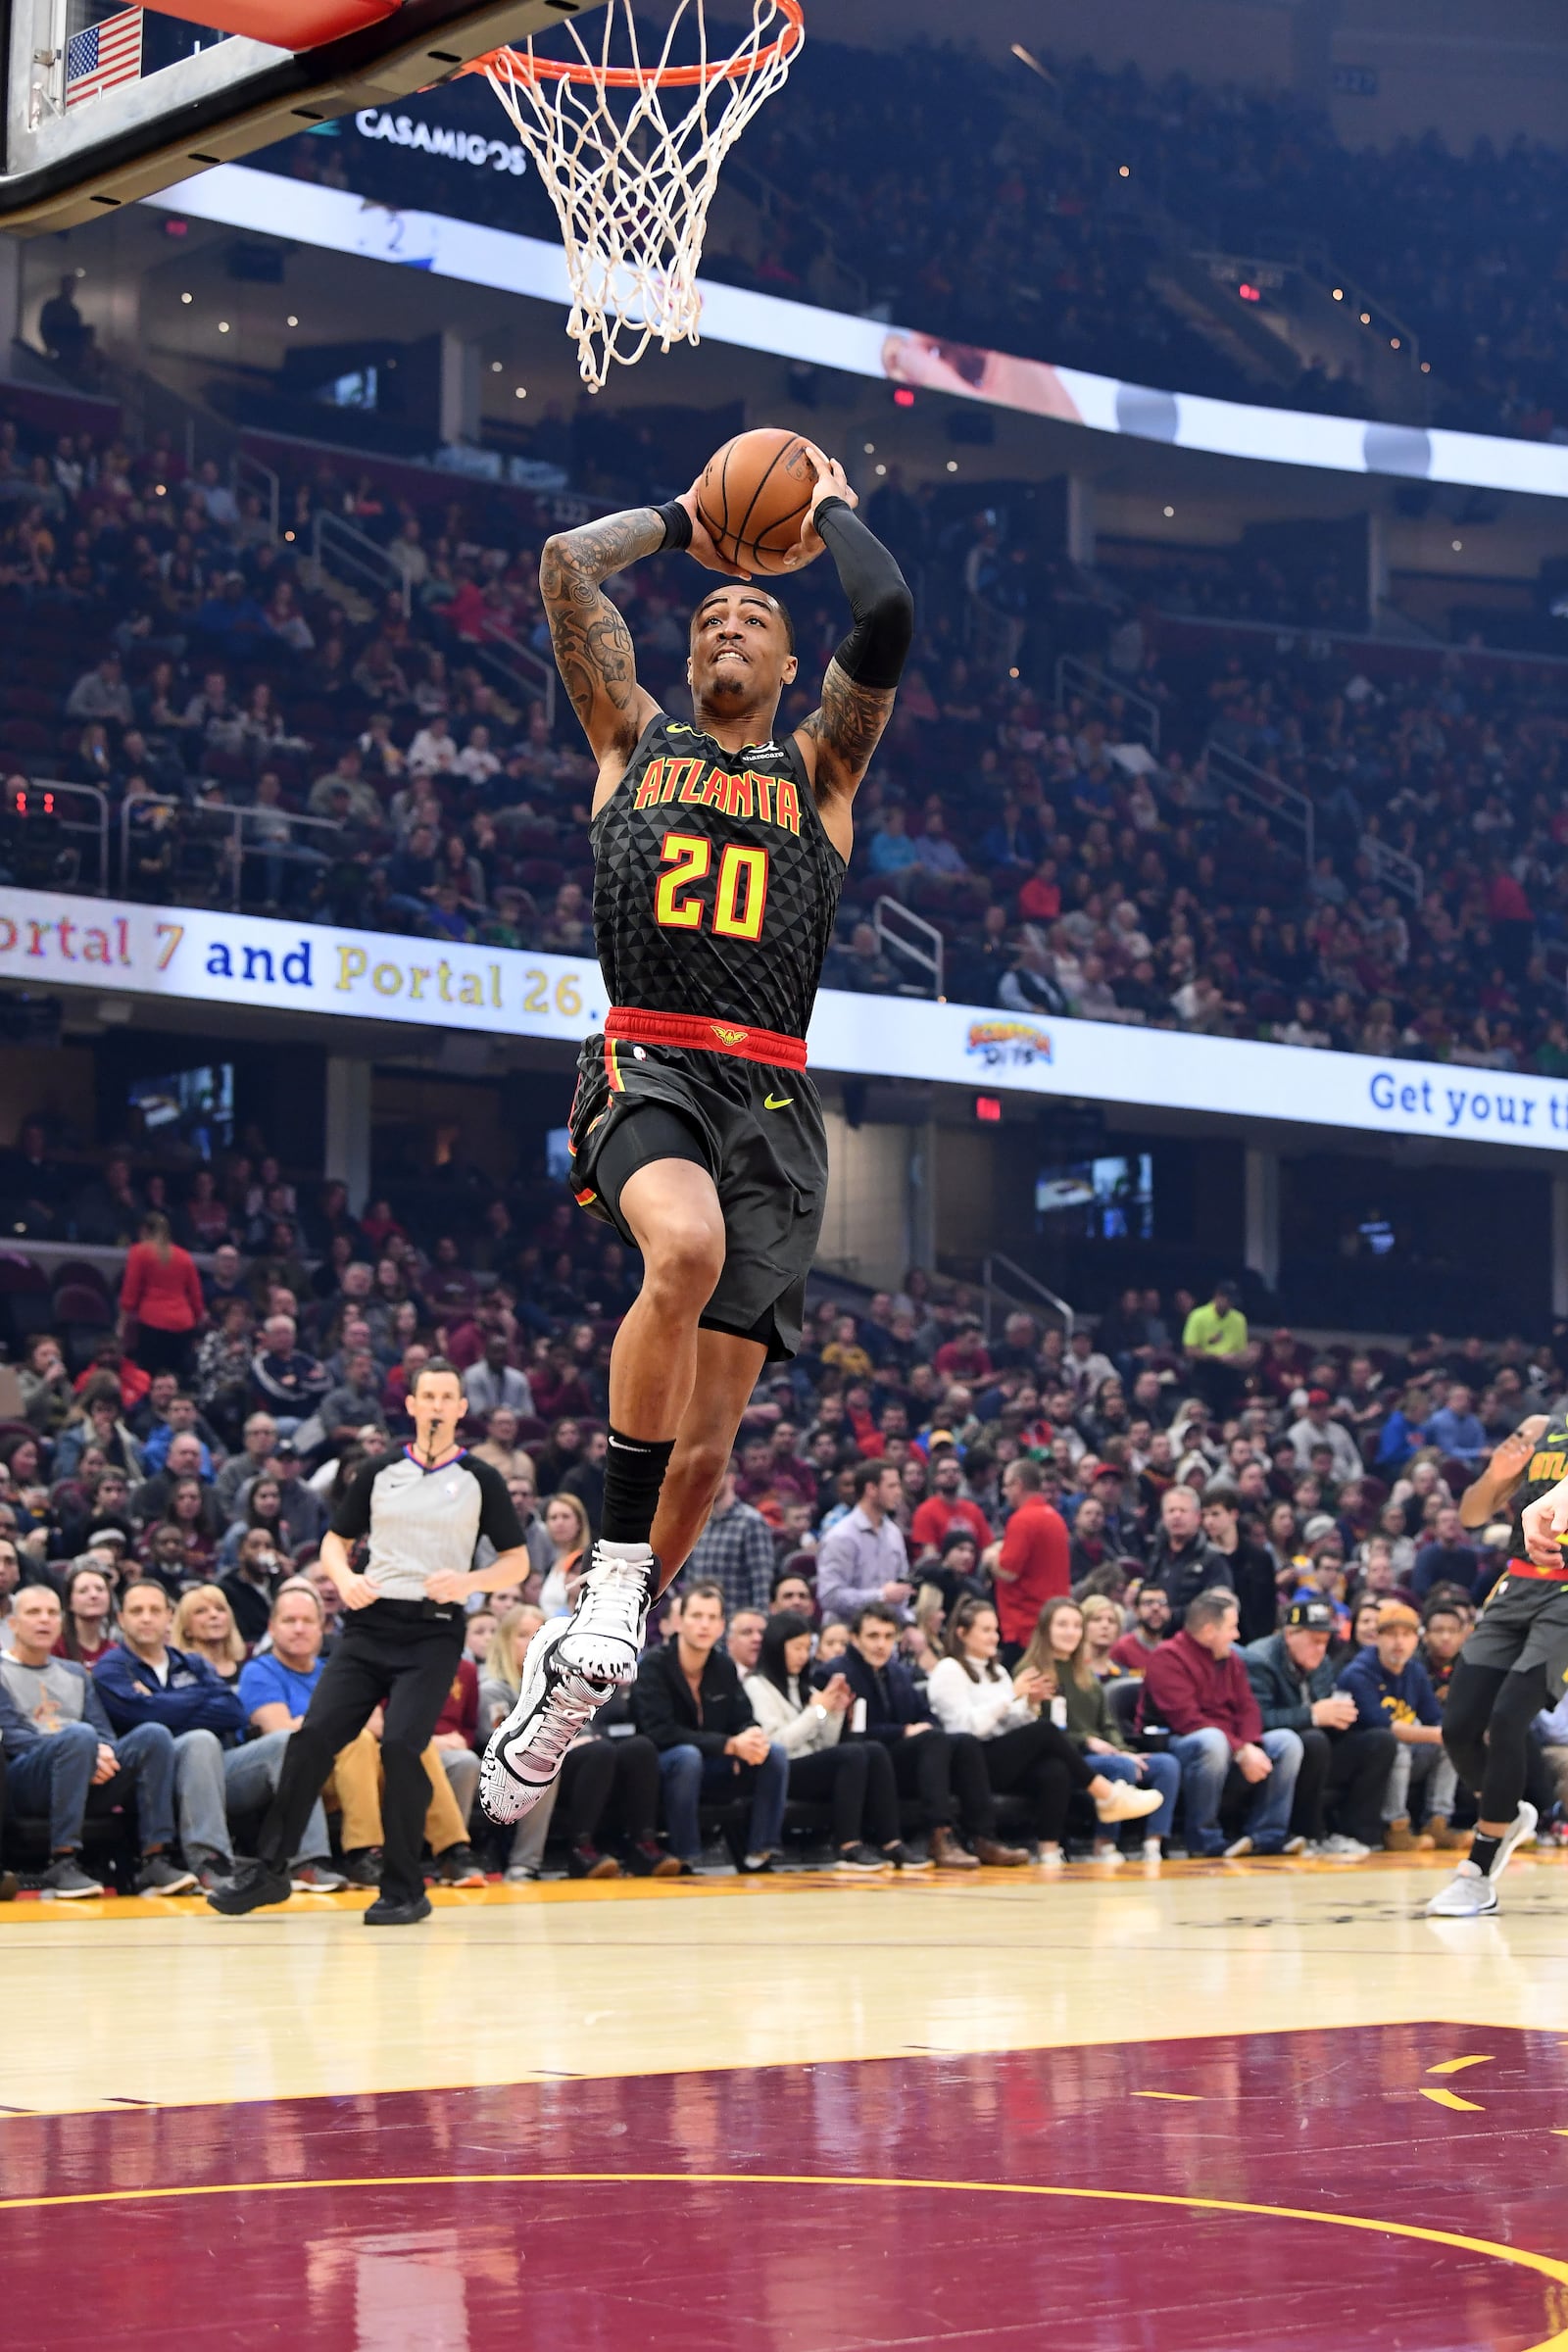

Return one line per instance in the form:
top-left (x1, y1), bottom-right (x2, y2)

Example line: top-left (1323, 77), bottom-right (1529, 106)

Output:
top-left (211, 1358), bottom-right (531, 1926)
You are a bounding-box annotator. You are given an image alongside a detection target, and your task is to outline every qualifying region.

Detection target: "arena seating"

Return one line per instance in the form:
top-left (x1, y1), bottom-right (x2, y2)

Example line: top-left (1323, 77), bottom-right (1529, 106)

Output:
top-left (3, 397), bottom-right (1567, 1076)
top-left (0, 1120), bottom-right (1553, 1878)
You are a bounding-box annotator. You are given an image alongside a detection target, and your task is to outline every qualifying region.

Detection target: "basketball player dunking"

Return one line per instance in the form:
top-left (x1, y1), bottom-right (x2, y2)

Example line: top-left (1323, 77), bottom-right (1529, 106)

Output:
top-left (480, 445), bottom-right (911, 1827)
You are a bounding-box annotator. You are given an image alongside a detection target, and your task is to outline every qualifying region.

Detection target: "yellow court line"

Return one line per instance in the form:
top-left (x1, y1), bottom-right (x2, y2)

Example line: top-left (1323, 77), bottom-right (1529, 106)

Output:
top-left (1420, 2087), bottom-right (1486, 2112)
top-left (4, 2165), bottom-right (1568, 2342)
top-left (1130, 2091), bottom-right (1202, 2102)
top-left (1428, 2055), bottom-right (1496, 2076)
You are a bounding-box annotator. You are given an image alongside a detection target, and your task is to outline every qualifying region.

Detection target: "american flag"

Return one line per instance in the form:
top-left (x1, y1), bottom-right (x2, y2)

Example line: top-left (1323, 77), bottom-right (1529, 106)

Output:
top-left (65, 9), bottom-right (143, 108)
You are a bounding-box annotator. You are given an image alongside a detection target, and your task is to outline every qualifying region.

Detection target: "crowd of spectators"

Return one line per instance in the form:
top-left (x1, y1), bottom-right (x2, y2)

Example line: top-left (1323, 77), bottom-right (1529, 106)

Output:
top-left (3, 1120), bottom-right (1567, 1892)
top-left (6, 401), bottom-right (1568, 1076)
top-left (719, 41), bottom-right (1568, 447)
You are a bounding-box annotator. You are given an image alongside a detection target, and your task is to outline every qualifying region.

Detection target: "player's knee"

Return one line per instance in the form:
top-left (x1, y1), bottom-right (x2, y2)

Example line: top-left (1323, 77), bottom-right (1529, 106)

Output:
top-left (675, 1434), bottom-right (731, 1504)
top-left (1494, 1672), bottom-right (1546, 1734)
top-left (643, 1210), bottom-right (724, 1299)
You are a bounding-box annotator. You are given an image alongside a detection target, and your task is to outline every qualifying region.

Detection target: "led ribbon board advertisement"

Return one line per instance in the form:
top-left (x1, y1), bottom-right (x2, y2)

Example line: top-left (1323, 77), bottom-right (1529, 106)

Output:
top-left (8, 889), bottom-right (1568, 1154)
top-left (148, 163), bottom-right (1568, 502)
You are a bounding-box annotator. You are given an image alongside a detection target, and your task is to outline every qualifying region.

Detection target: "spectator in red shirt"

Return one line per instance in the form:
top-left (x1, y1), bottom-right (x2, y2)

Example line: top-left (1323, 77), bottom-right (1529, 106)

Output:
top-left (991, 1457), bottom-right (1070, 1658)
top-left (430, 1651), bottom-right (480, 1832)
top-left (120, 1213), bottom-right (205, 1381)
top-left (1108, 1584), bottom-right (1171, 1673)
top-left (910, 1451), bottom-right (994, 1558)
top-left (1140, 1588), bottom-right (1304, 1857)
top-left (1018, 855), bottom-right (1061, 925)
top-left (933, 1320), bottom-right (994, 1384)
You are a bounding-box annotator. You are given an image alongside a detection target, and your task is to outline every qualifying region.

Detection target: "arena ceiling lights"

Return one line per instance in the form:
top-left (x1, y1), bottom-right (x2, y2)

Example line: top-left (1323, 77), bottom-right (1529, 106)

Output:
top-left (0, 0), bottom-right (609, 228)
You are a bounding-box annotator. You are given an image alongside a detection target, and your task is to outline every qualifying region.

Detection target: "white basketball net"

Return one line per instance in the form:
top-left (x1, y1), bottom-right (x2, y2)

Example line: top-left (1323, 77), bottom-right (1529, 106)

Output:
top-left (478, 1), bottom-right (804, 390)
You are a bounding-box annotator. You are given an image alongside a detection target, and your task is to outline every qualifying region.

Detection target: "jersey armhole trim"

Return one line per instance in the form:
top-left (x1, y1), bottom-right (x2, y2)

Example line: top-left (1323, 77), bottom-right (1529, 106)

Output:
top-left (590, 706), bottom-right (670, 828)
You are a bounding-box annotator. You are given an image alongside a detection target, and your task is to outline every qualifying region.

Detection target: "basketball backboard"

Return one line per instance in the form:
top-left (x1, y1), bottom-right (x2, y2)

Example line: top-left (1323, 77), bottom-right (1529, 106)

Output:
top-left (0, 0), bottom-right (607, 229)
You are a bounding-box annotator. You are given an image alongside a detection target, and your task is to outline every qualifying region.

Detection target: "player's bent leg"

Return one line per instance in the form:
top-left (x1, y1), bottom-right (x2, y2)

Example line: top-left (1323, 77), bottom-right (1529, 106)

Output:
top-left (557, 1156), bottom-right (727, 1684)
top-left (1428, 1662), bottom-right (1545, 1917)
top-left (650, 1327), bottom-right (771, 1591)
top-left (612, 1155), bottom-right (727, 1436)
top-left (1441, 1658), bottom-right (1506, 1800)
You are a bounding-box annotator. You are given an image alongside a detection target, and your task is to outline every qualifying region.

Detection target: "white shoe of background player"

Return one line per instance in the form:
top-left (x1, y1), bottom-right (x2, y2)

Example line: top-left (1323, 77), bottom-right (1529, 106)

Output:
top-left (479, 1618), bottom-right (612, 1827)
top-left (555, 1539), bottom-right (656, 1685)
top-left (1425, 1799), bottom-right (1537, 1918)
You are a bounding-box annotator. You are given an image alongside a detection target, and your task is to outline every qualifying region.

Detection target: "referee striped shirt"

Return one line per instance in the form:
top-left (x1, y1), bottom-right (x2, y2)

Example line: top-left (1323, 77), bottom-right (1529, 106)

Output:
top-left (331, 1449), bottom-right (525, 1600)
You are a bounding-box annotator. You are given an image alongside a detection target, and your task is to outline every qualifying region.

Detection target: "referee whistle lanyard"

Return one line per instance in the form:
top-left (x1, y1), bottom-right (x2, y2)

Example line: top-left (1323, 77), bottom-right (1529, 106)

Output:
top-left (407, 1436), bottom-right (466, 1472)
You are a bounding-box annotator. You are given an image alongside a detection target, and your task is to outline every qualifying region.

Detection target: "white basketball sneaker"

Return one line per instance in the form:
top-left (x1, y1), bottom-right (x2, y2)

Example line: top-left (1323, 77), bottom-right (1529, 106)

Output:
top-left (479, 1618), bottom-right (612, 1827)
top-left (1425, 1800), bottom-right (1537, 1918)
top-left (554, 1539), bottom-right (656, 1686)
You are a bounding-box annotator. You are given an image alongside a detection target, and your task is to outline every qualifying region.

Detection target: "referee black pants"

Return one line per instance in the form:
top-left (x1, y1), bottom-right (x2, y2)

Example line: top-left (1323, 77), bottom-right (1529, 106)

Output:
top-left (257, 1600), bottom-right (466, 1906)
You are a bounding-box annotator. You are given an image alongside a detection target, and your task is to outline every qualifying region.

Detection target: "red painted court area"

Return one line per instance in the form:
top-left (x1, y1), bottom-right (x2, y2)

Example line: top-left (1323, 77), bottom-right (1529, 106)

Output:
top-left (8, 2026), bottom-right (1568, 2351)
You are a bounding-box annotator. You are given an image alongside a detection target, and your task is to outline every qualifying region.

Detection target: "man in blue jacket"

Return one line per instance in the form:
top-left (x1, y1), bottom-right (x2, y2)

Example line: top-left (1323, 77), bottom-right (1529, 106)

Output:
top-left (1336, 1600), bottom-right (1446, 1850)
top-left (94, 1579), bottom-right (253, 1891)
top-left (1243, 1597), bottom-right (1396, 1857)
top-left (835, 1601), bottom-right (1023, 1870)
top-left (0, 1583), bottom-right (193, 1897)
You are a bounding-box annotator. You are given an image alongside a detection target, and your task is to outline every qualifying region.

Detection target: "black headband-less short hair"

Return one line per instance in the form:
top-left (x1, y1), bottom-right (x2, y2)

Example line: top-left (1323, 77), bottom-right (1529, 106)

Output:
top-left (691, 588), bottom-right (796, 655)
top-left (411, 1354), bottom-right (462, 1394)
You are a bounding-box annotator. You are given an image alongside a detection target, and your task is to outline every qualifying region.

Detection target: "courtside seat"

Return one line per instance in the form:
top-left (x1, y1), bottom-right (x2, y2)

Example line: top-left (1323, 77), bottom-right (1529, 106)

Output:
top-left (1, 1771), bottom-right (140, 1892)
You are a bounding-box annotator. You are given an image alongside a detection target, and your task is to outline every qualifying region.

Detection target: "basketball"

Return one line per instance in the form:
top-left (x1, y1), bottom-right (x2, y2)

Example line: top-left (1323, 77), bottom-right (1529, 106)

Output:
top-left (695, 425), bottom-right (818, 573)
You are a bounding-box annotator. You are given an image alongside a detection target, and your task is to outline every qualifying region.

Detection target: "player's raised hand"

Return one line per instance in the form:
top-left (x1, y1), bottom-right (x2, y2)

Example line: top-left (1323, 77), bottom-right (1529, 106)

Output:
top-left (1490, 1416), bottom-right (1547, 1483)
top-left (1521, 1477), bottom-right (1568, 1567)
top-left (674, 485), bottom-right (753, 579)
top-left (781, 442), bottom-right (857, 570)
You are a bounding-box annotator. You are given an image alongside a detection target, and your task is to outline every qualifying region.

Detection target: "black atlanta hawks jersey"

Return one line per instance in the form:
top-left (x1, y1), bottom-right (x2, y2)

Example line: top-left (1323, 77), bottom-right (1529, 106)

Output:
top-left (590, 713), bottom-right (846, 1043)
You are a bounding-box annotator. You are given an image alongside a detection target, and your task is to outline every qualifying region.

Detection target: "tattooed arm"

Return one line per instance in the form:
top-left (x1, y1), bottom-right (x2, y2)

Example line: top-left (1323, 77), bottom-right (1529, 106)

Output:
top-left (541, 493), bottom-right (750, 785)
top-left (538, 510), bottom-right (664, 775)
top-left (789, 454), bottom-right (913, 842)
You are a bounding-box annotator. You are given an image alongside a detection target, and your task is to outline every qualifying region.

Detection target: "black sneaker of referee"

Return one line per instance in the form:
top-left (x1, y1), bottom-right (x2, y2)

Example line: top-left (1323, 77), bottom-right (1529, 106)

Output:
top-left (207, 1858), bottom-right (292, 1915)
top-left (365, 1890), bottom-right (433, 1926)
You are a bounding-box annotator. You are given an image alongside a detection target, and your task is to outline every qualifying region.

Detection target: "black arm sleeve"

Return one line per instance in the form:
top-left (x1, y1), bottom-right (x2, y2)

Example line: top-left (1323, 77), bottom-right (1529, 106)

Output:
top-left (329, 1455), bottom-right (381, 1542)
top-left (468, 1457), bottom-right (528, 1553)
top-left (814, 497), bottom-right (914, 692)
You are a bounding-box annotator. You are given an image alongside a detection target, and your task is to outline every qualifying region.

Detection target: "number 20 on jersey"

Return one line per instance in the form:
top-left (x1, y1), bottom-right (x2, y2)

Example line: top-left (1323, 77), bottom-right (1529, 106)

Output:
top-left (655, 831), bottom-right (769, 942)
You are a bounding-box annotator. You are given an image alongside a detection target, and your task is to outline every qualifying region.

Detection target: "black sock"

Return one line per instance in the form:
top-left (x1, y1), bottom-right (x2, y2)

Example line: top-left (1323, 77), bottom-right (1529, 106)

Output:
top-left (1470, 1832), bottom-right (1502, 1878)
top-left (601, 1426), bottom-right (675, 1547)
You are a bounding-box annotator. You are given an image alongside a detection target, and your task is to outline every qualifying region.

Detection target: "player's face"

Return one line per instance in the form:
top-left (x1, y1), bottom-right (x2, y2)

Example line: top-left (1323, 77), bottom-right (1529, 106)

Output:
top-left (688, 590), bottom-right (797, 708)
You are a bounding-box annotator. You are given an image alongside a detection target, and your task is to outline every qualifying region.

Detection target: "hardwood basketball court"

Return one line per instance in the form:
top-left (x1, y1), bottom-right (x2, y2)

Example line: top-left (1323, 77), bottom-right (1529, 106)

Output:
top-left (8, 1852), bottom-right (1568, 2349)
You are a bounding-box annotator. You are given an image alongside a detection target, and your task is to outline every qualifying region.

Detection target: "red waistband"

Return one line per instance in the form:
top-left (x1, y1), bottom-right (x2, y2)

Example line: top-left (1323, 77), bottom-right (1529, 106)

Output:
top-left (1508, 1555), bottom-right (1568, 1583)
top-left (606, 1005), bottom-right (808, 1069)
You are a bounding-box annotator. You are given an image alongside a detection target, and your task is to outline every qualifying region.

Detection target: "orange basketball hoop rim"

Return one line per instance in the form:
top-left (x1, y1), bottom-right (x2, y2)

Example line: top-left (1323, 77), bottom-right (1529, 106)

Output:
top-left (458, 0), bottom-right (803, 91)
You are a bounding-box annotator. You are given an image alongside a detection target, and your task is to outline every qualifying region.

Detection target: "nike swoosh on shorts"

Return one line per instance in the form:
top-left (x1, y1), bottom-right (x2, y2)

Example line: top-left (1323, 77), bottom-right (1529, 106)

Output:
top-left (764, 1093), bottom-right (794, 1109)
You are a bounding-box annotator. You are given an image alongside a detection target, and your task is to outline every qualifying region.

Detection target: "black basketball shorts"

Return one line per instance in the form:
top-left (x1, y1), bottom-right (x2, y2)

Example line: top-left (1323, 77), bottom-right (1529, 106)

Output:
top-left (568, 1026), bottom-right (828, 1362)
top-left (1461, 1569), bottom-right (1568, 1694)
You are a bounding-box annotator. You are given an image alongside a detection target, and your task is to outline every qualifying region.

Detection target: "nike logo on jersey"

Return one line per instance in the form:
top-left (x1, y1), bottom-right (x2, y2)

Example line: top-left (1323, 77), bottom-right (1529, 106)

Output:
top-left (764, 1093), bottom-right (795, 1110)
